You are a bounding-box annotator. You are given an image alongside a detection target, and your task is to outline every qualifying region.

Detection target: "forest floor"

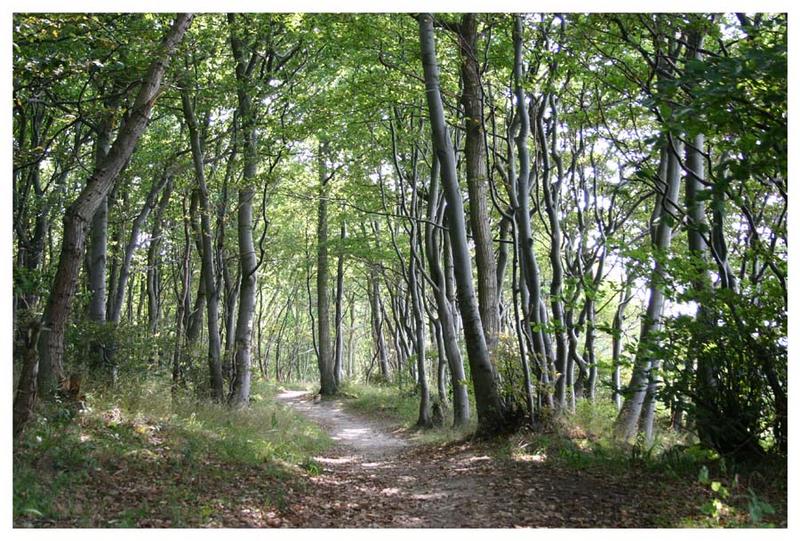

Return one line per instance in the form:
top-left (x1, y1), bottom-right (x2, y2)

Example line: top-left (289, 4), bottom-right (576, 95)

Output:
top-left (14, 382), bottom-right (785, 528)
top-left (278, 390), bottom-right (713, 527)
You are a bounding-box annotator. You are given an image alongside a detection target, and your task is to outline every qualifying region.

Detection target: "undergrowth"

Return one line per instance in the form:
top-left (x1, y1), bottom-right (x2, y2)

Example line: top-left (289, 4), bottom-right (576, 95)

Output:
top-left (13, 378), bottom-right (330, 527)
top-left (503, 398), bottom-right (786, 528)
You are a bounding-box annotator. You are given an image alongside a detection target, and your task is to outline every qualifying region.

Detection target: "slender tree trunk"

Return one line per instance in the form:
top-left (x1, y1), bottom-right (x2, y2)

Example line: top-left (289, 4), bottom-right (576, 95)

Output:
top-left (418, 13), bottom-right (506, 435)
top-left (180, 74), bottom-right (224, 402)
top-left (147, 175), bottom-right (174, 334)
top-left (109, 170), bottom-right (170, 324)
top-left (333, 221), bottom-right (346, 386)
top-left (425, 154), bottom-right (469, 426)
top-left (457, 14), bottom-right (499, 351)
top-left (612, 279), bottom-right (633, 412)
top-left (512, 17), bottom-right (553, 407)
top-left (616, 138), bottom-right (682, 440)
top-left (29, 14), bottom-right (192, 408)
top-left (368, 266), bottom-right (390, 380)
top-left (538, 96), bottom-right (569, 410)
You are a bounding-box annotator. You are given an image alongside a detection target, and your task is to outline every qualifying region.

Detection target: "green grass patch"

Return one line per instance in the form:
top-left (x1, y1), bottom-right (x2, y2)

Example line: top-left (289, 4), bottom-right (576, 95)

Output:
top-left (337, 382), bottom-right (477, 444)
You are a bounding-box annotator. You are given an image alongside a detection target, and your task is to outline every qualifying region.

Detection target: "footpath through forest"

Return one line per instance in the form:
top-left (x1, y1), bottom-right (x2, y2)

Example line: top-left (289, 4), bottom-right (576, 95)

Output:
top-left (277, 391), bottom-right (703, 527)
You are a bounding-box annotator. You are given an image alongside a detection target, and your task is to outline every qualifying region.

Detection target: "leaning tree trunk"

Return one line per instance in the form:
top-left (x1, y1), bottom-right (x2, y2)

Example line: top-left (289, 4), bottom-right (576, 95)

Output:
top-left (615, 138), bottom-right (682, 441)
top-left (425, 154), bottom-right (470, 427)
top-left (28, 14), bottom-right (193, 409)
top-left (418, 13), bottom-right (506, 436)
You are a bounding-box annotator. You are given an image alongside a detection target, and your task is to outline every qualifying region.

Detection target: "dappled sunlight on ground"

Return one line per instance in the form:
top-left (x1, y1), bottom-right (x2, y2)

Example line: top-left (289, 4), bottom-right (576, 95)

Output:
top-left (277, 390), bottom-right (709, 527)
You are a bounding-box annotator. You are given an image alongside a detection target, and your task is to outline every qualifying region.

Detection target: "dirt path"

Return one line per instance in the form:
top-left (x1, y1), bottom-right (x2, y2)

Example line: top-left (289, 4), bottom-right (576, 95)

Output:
top-left (277, 390), bottom-right (705, 528)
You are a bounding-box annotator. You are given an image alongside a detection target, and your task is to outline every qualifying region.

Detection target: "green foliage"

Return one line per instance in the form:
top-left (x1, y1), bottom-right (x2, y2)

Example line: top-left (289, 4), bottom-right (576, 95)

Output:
top-left (655, 255), bottom-right (786, 459)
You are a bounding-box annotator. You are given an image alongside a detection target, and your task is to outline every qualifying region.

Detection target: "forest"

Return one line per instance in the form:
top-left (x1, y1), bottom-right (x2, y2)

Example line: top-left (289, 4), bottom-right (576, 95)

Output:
top-left (12, 12), bottom-right (787, 528)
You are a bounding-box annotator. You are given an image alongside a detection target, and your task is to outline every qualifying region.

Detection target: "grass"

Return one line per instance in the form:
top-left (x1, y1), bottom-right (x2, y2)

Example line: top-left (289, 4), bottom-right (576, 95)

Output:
top-left (13, 378), bottom-right (330, 527)
top-left (500, 398), bottom-right (787, 528)
top-left (336, 381), bottom-right (477, 444)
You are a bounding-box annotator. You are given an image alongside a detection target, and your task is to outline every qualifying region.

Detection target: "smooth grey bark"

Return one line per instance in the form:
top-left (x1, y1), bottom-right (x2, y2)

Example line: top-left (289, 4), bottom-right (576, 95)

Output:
top-left (612, 279), bottom-right (633, 412)
top-left (418, 13), bottom-right (506, 435)
top-left (409, 236), bottom-right (431, 427)
top-left (510, 213), bottom-right (537, 426)
top-left (431, 316), bottom-right (448, 406)
top-left (87, 119), bottom-right (113, 323)
top-left (616, 138), bottom-right (682, 441)
top-left (495, 215), bottom-right (511, 323)
top-left (228, 17), bottom-right (260, 406)
top-left (147, 175), bottom-right (175, 334)
top-left (109, 171), bottom-right (170, 324)
top-left (441, 221), bottom-right (460, 335)
top-left (85, 105), bottom-right (116, 374)
top-left (681, 30), bottom-right (722, 427)
top-left (425, 154), bottom-right (470, 426)
top-left (538, 95), bottom-right (569, 410)
top-left (512, 17), bottom-right (553, 405)
top-left (180, 78), bottom-right (224, 402)
top-left (30, 14), bottom-right (192, 402)
top-left (229, 183), bottom-right (256, 406)
top-left (172, 199), bottom-right (193, 393)
top-left (405, 160), bottom-right (431, 428)
top-left (368, 264), bottom-right (391, 380)
top-left (104, 183), bottom-right (128, 320)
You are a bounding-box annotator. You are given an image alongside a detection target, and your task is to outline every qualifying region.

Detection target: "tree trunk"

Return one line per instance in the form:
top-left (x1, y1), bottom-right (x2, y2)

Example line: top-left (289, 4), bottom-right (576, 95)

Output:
top-left (612, 279), bottom-right (633, 412)
top-left (31, 14), bottom-right (192, 404)
top-left (425, 154), bottom-right (470, 427)
top-left (368, 265), bottom-right (390, 380)
top-left (512, 16), bottom-right (554, 408)
top-left (227, 18), bottom-right (261, 406)
top-left (316, 142), bottom-right (336, 395)
top-left (180, 72), bottom-right (224, 402)
top-left (109, 170), bottom-right (170, 324)
top-left (457, 14), bottom-right (499, 351)
top-left (333, 221), bottom-right (346, 387)
top-left (615, 138), bottom-right (682, 441)
top-left (418, 13), bottom-right (506, 435)
top-left (147, 175), bottom-right (175, 334)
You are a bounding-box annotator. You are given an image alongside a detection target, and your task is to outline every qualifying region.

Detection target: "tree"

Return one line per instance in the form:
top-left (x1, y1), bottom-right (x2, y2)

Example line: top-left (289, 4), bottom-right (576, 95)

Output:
top-left (14, 13), bottom-right (193, 434)
top-left (417, 13), bottom-right (508, 436)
